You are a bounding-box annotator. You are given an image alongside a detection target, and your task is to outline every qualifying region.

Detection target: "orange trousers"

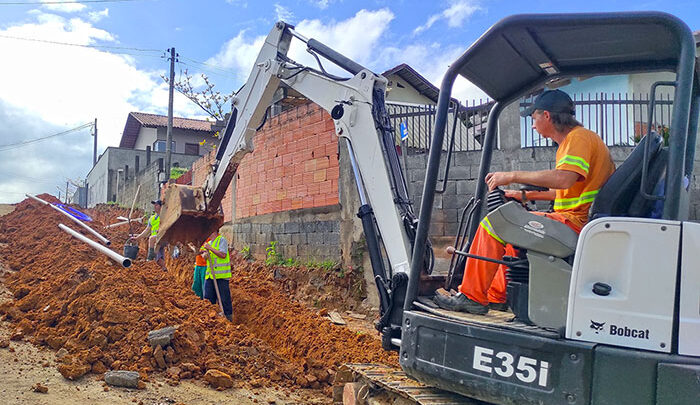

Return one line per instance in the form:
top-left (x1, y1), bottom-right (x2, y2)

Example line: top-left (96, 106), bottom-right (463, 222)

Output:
top-left (459, 211), bottom-right (580, 306)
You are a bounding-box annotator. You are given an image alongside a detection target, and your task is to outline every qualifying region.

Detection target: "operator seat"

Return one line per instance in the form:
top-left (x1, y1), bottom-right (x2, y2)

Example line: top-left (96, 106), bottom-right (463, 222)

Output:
top-left (486, 132), bottom-right (666, 330)
top-left (589, 131), bottom-right (664, 219)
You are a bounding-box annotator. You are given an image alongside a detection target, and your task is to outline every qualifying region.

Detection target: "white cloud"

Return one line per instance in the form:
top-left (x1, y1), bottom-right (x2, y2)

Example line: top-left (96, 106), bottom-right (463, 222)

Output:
top-left (208, 9), bottom-right (394, 81)
top-left (274, 3), bottom-right (294, 22)
top-left (311, 0), bottom-right (330, 9)
top-left (414, 0), bottom-right (481, 35)
top-left (88, 8), bottom-right (109, 23)
top-left (0, 12), bottom-right (202, 203)
top-left (41, 0), bottom-right (86, 13)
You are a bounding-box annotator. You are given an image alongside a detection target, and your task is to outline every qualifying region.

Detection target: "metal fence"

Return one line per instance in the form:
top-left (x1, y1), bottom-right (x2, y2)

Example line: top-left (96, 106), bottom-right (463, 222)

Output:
top-left (521, 93), bottom-right (674, 147)
top-left (387, 100), bottom-right (492, 152)
top-left (387, 93), bottom-right (674, 152)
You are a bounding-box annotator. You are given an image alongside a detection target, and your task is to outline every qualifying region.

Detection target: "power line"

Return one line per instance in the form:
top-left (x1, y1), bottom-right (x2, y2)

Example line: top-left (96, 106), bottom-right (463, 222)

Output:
top-left (0, 0), bottom-right (140, 5)
top-left (0, 34), bottom-right (161, 53)
top-left (0, 123), bottom-right (93, 152)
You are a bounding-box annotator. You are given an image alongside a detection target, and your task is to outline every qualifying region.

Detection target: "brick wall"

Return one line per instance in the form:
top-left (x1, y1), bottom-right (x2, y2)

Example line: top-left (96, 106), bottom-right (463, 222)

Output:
top-left (235, 102), bottom-right (339, 219)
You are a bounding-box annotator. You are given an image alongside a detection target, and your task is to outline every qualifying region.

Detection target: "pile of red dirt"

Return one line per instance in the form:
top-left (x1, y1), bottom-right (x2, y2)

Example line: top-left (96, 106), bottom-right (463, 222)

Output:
top-left (0, 195), bottom-right (396, 395)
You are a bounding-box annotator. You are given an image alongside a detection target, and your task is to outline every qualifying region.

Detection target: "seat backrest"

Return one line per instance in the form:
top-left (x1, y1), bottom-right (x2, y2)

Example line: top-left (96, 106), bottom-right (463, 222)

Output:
top-left (589, 132), bottom-right (663, 219)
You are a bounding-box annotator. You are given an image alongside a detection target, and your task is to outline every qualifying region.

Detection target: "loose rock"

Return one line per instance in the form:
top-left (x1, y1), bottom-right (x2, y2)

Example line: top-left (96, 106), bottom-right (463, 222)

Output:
top-left (147, 326), bottom-right (175, 348)
top-left (204, 369), bottom-right (233, 389)
top-left (104, 370), bottom-right (140, 388)
top-left (31, 382), bottom-right (48, 393)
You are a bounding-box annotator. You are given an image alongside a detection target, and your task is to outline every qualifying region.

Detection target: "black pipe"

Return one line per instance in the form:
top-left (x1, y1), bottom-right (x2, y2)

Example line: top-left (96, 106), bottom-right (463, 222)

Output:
top-left (307, 38), bottom-right (367, 76)
top-left (357, 204), bottom-right (391, 313)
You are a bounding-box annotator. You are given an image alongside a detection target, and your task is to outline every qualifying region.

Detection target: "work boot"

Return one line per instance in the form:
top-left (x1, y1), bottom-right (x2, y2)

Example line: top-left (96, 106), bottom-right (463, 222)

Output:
top-left (225, 314), bottom-right (233, 322)
top-left (433, 293), bottom-right (488, 315)
top-left (489, 302), bottom-right (509, 312)
top-left (146, 248), bottom-right (155, 261)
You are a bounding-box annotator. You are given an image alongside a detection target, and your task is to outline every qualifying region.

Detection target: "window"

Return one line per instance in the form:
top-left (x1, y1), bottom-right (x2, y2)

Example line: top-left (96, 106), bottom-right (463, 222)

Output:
top-left (153, 140), bottom-right (175, 152)
top-left (184, 143), bottom-right (200, 156)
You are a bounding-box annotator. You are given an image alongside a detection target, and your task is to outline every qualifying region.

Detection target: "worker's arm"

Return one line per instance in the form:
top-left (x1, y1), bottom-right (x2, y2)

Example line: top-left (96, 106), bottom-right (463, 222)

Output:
top-left (202, 240), bottom-right (227, 259)
top-left (504, 189), bottom-right (557, 201)
top-left (131, 224), bottom-right (150, 241)
top-left (486, 169), bottom-right (581, 191)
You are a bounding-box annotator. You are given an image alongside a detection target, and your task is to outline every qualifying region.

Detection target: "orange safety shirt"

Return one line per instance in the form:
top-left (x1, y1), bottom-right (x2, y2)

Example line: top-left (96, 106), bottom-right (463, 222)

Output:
top-left (553, 126), bottom-right (615, 230)
top-left (194, 238), bottom-right (211, 267)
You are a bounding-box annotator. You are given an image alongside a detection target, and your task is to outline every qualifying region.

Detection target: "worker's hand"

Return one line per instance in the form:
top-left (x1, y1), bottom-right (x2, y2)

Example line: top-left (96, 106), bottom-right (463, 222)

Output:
top-left (485, 172), bottom-right (515, 191)
top-left (187, 243), bottom-right (197, 252)
top-left (503, 189), bottom-right (521, 201)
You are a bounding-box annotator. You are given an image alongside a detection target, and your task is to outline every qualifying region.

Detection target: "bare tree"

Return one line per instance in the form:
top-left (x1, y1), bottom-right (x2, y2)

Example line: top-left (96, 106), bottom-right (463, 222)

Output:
top-left (162, 69), bottom-right (234, 120)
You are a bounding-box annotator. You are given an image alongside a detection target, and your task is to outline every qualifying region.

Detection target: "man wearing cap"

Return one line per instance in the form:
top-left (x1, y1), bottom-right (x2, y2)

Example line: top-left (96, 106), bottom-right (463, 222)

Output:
top-left (131, 200), bottom-right (166, 270)
top-left (435, 89), bottom-right (615, 315)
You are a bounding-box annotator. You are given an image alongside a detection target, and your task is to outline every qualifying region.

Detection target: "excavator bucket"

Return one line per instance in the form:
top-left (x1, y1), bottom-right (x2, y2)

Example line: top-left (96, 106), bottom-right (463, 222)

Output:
top-left (156, 183), bottom-right (223, 247)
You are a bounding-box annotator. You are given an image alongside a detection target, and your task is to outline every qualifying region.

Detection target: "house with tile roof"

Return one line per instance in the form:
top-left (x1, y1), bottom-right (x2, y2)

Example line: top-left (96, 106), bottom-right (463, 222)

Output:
top-left (84, 112), bottom-right (223, 207)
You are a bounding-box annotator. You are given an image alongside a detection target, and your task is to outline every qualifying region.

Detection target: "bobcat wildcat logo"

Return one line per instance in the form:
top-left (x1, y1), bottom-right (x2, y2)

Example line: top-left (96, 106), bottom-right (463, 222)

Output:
top-left (590, 320), bottom-right (606, 334)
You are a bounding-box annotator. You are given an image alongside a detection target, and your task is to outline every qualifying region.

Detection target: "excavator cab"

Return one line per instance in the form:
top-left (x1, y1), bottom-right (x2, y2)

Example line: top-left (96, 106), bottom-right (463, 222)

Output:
top-left (399, 12), bottom-right (700, 405)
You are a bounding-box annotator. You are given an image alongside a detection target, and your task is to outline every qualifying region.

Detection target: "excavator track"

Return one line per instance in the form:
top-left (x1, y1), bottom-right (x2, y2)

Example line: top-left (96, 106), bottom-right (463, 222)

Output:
top-left (334, 363), bottom-right (488, 405)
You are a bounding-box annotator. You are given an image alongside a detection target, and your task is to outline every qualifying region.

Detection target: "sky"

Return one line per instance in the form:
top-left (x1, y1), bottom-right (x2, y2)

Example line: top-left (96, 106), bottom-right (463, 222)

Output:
top-left (0, 0), bottom-right (698, 204)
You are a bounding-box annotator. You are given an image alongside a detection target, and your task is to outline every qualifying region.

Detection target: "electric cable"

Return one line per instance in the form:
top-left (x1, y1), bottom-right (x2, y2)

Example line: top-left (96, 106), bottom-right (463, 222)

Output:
top-left (0, 123), bottom-right (92, 152)
top-left (0, 0), bottom-right (141, 5)
top-left (0, 34), bottom-right (161, 53)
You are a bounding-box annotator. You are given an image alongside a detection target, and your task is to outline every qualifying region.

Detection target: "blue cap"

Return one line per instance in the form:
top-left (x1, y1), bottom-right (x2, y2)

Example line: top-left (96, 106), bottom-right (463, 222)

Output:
top-left (520, 89), bottom-right (575, 117)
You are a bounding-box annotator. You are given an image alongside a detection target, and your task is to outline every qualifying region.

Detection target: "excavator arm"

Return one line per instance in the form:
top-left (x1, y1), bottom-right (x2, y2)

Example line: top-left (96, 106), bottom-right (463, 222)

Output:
top-left (157, 22), bottom-right (430, 342)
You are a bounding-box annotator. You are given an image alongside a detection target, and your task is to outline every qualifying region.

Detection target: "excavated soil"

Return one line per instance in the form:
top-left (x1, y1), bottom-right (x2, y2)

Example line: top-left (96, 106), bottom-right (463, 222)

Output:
top-left (0, 195), bottom-right (397, 400)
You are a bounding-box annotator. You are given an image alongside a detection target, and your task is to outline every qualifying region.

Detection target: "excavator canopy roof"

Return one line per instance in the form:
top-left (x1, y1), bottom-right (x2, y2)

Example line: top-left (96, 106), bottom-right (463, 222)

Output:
top-left (456, 12), bottom-right (696, 101)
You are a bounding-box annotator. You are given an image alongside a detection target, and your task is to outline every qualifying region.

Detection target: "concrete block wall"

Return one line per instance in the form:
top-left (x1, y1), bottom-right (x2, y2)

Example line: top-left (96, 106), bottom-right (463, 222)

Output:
top-left (231, 205), bottom-right (341, 262)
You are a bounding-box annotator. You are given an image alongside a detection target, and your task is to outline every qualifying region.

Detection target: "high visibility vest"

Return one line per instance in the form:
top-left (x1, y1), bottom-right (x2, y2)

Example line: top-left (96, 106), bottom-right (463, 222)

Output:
top-left (149, 214), bottom-right (160, 236)
top-left (205, 235), bottom-right (231, 280)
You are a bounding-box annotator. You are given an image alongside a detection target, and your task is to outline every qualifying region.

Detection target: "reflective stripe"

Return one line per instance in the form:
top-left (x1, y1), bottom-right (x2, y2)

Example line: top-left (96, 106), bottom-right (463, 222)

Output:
top-left (480, 217), bottom-right (505, 245)
top-left (554, 190), bottom-right (599, 210)
top-left (205, 235), bottom-right (231, 279)
top-left (557, 155), bottom-right (590, 173)
top-left (149, 214), bottom-right (160, 236)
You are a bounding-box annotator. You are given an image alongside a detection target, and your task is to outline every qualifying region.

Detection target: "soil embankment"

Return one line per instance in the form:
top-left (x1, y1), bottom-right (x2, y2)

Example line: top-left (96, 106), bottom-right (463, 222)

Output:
top-left (0, 195), bottom-right (396, 402)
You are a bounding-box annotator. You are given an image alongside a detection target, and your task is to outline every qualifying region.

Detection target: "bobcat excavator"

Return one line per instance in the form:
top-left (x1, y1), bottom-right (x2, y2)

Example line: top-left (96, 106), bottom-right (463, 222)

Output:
top-left (156, 12), bottom-right (700, 405)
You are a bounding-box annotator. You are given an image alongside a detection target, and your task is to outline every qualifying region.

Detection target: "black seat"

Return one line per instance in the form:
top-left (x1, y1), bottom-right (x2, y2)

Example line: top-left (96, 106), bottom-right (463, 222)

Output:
top-left (589, 132), bottom-right (664, 219)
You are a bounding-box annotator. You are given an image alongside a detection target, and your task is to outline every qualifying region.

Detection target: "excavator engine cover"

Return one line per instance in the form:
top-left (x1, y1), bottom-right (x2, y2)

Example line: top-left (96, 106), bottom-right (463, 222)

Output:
top-left (156, 183), bottom-right (223, 247)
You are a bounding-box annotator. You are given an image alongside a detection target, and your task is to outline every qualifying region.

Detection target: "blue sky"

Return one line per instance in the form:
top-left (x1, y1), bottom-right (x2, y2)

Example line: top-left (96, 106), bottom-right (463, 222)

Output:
top-left (0, 0), bottom-right (698, 203)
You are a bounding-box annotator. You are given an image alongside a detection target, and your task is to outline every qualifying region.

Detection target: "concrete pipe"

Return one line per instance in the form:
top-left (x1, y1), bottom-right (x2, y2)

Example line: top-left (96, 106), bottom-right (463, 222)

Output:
top-left (58, 224), bottom-right (131, 268)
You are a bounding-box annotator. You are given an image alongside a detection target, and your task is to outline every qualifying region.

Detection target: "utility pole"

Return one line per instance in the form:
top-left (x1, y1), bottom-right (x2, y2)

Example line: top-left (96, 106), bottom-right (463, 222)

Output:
top-left (165, 47), bottom-right (176, 181)
top-left (65, 181), bottom-right (69, 204)
top-left (92, 118), bottom-right (97, 166)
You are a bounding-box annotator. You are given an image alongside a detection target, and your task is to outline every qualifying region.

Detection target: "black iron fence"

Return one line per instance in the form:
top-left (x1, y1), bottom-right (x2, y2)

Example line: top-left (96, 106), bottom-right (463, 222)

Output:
top-left (521, 93), bottom-right (674, 147)
top-left (387, 100), bottom-right (492, 152)
top-left (388, 93), bottom-right (674, 152)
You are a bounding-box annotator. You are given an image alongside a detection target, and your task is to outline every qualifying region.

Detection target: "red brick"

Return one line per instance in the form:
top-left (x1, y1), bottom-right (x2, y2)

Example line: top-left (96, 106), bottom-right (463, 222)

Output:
top-left (292, 174), bottom-right (304, 186)
top-left (312, 145), bottom-right (326, 159)
top-left (304, 159), bottom-right (317, 172)
top-left (316, 157), bottom-right (329, 170)
top-left (291, 199), bottom-right (303, 210)
top-left (307, 182), bottom-right (320, 195)
top-left (313, 169), bottom-right (327, 183)
top-left (327, 166), bottom-right (339, 181)
top-left (319, 180), bottom-right (332, 194)
top-left (303, 172), bottom-right (315, 185)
